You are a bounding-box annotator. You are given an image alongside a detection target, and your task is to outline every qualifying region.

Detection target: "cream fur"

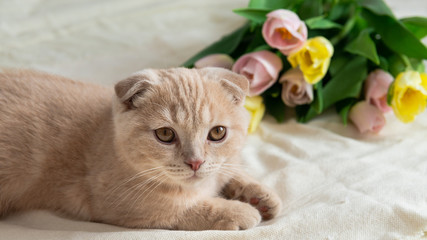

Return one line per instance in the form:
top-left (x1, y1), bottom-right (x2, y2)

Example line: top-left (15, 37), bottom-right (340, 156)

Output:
top-left (0, 68), bottom-right (281, 230)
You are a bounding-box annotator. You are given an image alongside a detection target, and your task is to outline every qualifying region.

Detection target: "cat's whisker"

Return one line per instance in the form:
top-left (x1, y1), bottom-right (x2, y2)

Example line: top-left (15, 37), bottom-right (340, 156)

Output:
top-left (222, 163), bottom-right (246, 167)
top-left (220, 165), bottom-right (244, 173)
top-left (124, 173), bottom-right (167, 218)
top-left (122, 174), bottom-right (167, 216)
top-left (218, 170), bottom-right (233, 178)
top-left (122, 172), bottom-right (164, 197)
top-left (104, 169), bottom-right (165, 207)
top-left (139, 175), bottom-right (167, 203)
top-left (221, 169), bottom-right (243, 181)
top-left (222, 163), bottom-right (253, 171)
top-left (222, 163), bottom-right (250, 168)
top-left (218, 171), bottom-right (240, 186)
top-left (219, 168), bottom-right (245, 186)
top-left (108, 172), bottom-right (165, 209)
top-left (106, 166), bottom-right (164, 198)
top-left (218, 168), bottom-right (237, 178)
top-left (138, 176), bottom-right (171, 221)
top-left (221, 165), bottom-right (249, 174)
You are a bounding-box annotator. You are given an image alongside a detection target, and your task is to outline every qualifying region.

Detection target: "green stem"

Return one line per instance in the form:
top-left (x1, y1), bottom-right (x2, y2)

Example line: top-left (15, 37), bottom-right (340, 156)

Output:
top-left (330, 6), bottom-right (358, 45)
top-left (398, 54), bottom-right (413, 71)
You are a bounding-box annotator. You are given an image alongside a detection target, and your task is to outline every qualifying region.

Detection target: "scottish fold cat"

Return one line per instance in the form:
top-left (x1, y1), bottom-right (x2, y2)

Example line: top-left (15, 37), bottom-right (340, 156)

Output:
top-left (0, 68), bottom-right (281, 230)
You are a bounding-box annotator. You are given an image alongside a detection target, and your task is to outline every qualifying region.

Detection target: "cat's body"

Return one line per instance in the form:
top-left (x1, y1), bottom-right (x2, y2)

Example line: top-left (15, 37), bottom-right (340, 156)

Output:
top-left (0, 68), bottom-right (281, 230)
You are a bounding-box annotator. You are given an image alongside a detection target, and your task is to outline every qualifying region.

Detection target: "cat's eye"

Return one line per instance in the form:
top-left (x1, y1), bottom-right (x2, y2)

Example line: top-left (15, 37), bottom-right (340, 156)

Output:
top-left (208, 126), bottom-right (227, 141)
top-left (155, 128), bottom-right (176, 143)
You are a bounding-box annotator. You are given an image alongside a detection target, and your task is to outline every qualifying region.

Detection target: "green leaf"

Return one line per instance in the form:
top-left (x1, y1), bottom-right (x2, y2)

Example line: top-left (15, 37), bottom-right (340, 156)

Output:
top-left (244, 26), bottom-right (269, 53)
top-left (251, 44), bottom-right (272, 52)
top-left (329, 7), bottom-right (357, 45)
top-left (379, 56), bottom-right (389, 71)
top-left (248, 0), bottom-right (297, 10)
top-left (300, 57), bottom-right (367, 122)
top-left (181, 23), bottom-right (250, 68)
top-left (388, 54), bottom-right (424, 77)
top-left (412, 59), bottom-right (425, 73)
top-left (327, 2), bottom-right (351, 21)
top-left (233, 8), bottom-right (270, 24)
top-left (336, 98), bottom-right (357, 125)
top-left (388, 55), bottom-right (406, 77)
top-left (387, 81), bottom-right (394, 105)
top-left (361, 9), bottom-right (427, 59)
top-left (264, 96), bottom-right (286, 123)
top-left (305, 16), bottom-right (342, 29)
top-left (322, 57), bottom-right (367, 108)
top-left (295, 104), bottom-right (310, 123)
top-left (313, 82), bottom-right (324, 113)
top-left (401, 17), bottom-right (427, 40)
top-left (357, 0), bottom-right (394, 17)
top-left (298, 0), bottom-right (323, 20)
top-left (345, 29), bottom-right (380, 65)
top-left (329, 55), bottom-right (349, 77)
top-left (262, 83), bottom-right (286, 123)
top-left (357, 0), bottom-right (427, 58)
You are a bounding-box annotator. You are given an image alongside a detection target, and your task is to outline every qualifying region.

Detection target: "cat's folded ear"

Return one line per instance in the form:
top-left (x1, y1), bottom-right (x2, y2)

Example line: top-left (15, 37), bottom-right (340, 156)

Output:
top-left (114, 70), bottom-right (156, 110)
top-left (201, 67), bottom-right (249, 106)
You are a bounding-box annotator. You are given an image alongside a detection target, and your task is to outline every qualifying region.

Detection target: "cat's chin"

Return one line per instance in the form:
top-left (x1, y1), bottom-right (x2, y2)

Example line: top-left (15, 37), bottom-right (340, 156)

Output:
top-left (178, 173), bottom-right (211, 186)
top-left (186, 174), bottom-right (202, 182)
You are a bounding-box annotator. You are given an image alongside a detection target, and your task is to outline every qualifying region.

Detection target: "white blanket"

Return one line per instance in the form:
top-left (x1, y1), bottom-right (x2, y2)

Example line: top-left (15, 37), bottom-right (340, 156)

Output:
top-left (1, 0), bottom-right (426, 239)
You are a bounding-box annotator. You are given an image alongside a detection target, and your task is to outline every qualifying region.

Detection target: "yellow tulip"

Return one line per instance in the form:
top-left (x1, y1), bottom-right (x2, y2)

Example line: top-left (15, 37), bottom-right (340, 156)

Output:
top-left (391, 71), bottom-right (427, 123)
top-left (287, 36), bottom-right (334, 84)
top-left (244, 96), bottom-right (266, 133)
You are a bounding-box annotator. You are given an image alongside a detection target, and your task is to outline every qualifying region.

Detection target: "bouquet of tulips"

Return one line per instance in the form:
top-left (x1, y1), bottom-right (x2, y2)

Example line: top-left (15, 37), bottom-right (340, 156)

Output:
top-left (183, 0), bottom-right (427, 134)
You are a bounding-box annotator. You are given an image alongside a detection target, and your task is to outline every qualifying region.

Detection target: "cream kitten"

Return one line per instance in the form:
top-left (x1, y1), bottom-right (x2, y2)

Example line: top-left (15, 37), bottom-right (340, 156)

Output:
top-left (0, 68), bottom-right (281, 230)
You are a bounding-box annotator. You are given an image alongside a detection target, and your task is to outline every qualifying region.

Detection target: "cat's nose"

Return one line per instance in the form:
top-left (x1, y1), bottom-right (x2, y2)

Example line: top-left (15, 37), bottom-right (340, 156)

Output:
top-left (185, 159), bottom-right (204, 171)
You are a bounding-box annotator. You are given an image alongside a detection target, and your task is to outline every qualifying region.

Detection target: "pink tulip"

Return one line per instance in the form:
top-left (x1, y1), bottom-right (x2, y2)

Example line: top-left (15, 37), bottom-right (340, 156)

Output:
top-left (349, 101), bottom-right (386, 134)
top-left (194, 54), bottom-right (234, 70)
top-left (232, 50), bottom-right (283, 96)
top-left (279, 68), bottom-right (313, 107)
top-left (365, 69), bottom-right (393, 113)
top-left (262, 9), bottom-right (307, 55)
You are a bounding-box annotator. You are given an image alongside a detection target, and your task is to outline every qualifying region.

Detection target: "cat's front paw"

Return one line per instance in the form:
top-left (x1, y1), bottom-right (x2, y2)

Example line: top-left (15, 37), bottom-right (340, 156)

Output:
top-left (212, 200), bottom-right (261, 230)
top-left (224, 181), bottom-right (282, 221)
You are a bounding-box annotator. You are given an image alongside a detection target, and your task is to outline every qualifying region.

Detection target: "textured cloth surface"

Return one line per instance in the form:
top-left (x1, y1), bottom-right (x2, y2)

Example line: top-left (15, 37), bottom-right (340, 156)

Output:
top-left (1, 0), bottom-right (427, 239)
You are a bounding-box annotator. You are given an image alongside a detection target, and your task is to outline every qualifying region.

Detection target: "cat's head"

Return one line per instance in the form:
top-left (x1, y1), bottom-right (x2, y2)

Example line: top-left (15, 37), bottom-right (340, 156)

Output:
top-left (112, 68), bottom-right (250, 187)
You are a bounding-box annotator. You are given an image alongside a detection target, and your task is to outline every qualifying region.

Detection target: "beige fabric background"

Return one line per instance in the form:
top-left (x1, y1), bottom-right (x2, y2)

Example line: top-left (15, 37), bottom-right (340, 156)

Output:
top-left (0, 0), bottom-right (427, 239)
